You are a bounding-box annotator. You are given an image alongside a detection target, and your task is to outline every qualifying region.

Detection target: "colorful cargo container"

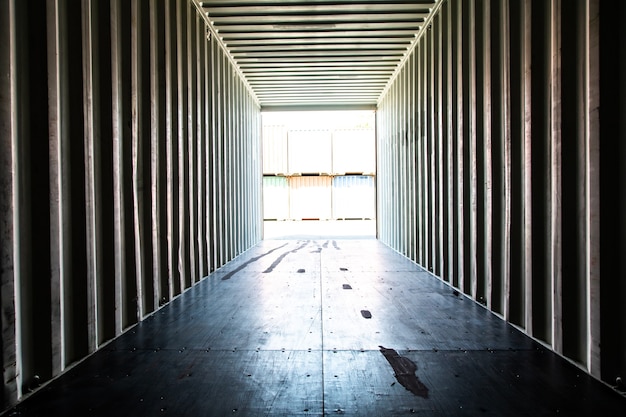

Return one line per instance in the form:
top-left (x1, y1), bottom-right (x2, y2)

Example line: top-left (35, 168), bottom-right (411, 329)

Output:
top-left (332, 175), bottom-right (376, 220)
top-left (262, 125), bottom-right (288, 175)
top-left (332, 129), bottom-right (376, 175)
top-left (288, 176), bottom-right (332, 220)
top-left (262, 176), bottom-right (290, 220)
top-left (287, 130), bottom-right (333, 175)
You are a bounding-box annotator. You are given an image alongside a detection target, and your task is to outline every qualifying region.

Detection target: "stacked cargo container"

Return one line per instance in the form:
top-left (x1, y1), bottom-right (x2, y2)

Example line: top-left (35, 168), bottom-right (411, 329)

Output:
top-left (262, 125), bottom-right (376, 221)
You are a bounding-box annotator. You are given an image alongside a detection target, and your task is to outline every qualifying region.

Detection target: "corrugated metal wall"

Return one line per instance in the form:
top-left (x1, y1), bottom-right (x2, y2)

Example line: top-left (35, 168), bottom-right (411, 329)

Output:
top-left (0, 0), bottom-right (262, 407)
top-left (377, 0), bottom-right (626, 388)
top-left (1, 0), bottom-right (623, 408)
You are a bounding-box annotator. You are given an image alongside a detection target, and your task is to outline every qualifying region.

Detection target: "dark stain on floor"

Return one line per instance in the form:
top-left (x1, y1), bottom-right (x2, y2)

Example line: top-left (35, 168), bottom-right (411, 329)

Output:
top-left (379, 346), bottom-right (429, 399)
top-left (262, 241), bottom-right (310, 273)
top-left (221, 243), bottom-right (289, 280)
top-left (310, 242), bottom-right (323, 253)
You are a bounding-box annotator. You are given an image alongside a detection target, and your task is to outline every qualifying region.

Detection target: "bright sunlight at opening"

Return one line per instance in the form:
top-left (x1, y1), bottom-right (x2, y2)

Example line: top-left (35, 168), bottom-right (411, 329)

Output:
top-left (261, 111), bottom-right (377, 239)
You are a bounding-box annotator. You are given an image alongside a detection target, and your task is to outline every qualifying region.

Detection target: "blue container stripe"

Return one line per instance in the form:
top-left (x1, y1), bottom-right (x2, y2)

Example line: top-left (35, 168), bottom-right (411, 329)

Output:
top-left (332, 175), bottom-right (375, 188)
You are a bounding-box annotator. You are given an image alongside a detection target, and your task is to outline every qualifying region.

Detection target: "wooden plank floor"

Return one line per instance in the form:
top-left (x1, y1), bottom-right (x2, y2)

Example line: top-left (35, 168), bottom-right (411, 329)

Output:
top-left (7, 240), bottom-right (626, 416)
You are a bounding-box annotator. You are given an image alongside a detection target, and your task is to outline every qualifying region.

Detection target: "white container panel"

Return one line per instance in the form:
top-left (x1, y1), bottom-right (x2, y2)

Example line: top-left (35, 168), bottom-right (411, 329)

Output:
top-left (288, 130), bottom-right (332, 175)
top-left (263, 125), bottom-right (288, 174)
top-left (332, 175), bottom-right (376, 220)
top-left (263, 176), bottom-right (290, 220)
top-left (332, 129), bottom-right (376, 175)
top-left (288, 176), bottom-right (332, 220)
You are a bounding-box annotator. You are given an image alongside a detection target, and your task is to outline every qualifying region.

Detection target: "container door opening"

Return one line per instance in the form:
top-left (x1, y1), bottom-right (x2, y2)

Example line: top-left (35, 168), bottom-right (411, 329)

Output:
top-left (261, 111), bottom-right (376, 239)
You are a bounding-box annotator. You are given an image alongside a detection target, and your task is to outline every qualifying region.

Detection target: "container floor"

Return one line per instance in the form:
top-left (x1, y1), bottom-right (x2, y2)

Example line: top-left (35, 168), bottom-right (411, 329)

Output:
top-left (7, 240), bottom-right (626, 416)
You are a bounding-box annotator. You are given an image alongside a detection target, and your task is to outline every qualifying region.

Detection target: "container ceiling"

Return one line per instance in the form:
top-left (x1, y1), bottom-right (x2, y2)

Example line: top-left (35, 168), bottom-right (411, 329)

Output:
top-left (194, 0), bottom-right (440, 110)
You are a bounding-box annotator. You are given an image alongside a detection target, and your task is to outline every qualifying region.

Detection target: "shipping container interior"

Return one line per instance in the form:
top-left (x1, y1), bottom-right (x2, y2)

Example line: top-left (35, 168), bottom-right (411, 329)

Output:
top-left (1, 0), bottom-right (626, 415)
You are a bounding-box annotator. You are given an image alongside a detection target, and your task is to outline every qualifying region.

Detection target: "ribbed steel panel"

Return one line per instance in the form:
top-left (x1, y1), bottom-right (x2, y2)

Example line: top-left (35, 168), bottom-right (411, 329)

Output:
top-left (332, 175), bottom-right (375, 220)
top-left (288, 176), bottom-right (332, 220)
top-left (262, 124), bottom-right (288, 175)
top-left (0, 0), bottom-right (262, 408)
top-left (196, 1), bottom-right (439, 108)
top-left (376, 0), bottom-right (611, 389)
top-left (332, 129), bottom-right (376, 175)
top-left (262, 176), bottom-right (289, 220)
top-left (287, 130), bottom-right (332, 175)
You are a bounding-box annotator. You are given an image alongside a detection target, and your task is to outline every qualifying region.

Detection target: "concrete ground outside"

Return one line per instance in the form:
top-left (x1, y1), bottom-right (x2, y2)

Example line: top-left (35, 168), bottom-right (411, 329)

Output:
top-left (263, 219), bottom-right (376, 240)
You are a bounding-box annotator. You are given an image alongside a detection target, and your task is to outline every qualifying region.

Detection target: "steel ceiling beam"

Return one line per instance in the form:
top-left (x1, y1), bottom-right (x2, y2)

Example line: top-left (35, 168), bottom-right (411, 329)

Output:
top-left (194, 0), bottom-right (440, 108)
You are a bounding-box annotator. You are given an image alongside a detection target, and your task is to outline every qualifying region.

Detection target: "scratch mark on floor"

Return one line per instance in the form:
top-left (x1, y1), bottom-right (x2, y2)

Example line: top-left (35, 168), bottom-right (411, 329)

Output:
top-left (263, 241), bottom-right (311, 273)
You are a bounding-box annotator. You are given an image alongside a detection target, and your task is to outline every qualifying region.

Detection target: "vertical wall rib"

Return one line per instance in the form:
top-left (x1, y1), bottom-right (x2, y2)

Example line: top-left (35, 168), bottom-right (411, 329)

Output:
top-left (47, 0), bottom-right (70, 377)
top-left (491, 0), bottom-right (512, 319)
top-left (187, 0), bottom-right (199, 286)
top-left (176, 0), bottom-right (190, 292)
top-left (453, 0), bottom-right (464, 291)
top-left (196, 11), bottom-right (207, 280)
top-left (149, 0), bottom-right (168, 308)
top-left (0, 0), bottom-right (262, 409)
top-left (426, 25), bottom-right (435, 273)
top-left (110, 0), bottom-right (125, 335)
top-left (2, 0), bottom-right (19, 403)
top-left (508, 0), bottom-right (533, 334)
top-left (442, 0), bottom-right (454, 285)
top-left (585, 0), bottom-right (600, 380)
top-left (377, 0), bottom-right (617, 388)
top-left (82, 0), bottom-right (103, 355)
top-left (475, 0), bottom-right (492, 308)
top-left (208, 36), bottom-right (217, 272)
top-left (131, 0), bottom-right (150, 321)
top-left (11, 0), bottom-right (54, 397)
top-left (165, 0), bottom-right (180, 298)
top-left (434, 12), bottom-right (444, 279)
top-left (599, 0), bottom-right (626, 387)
